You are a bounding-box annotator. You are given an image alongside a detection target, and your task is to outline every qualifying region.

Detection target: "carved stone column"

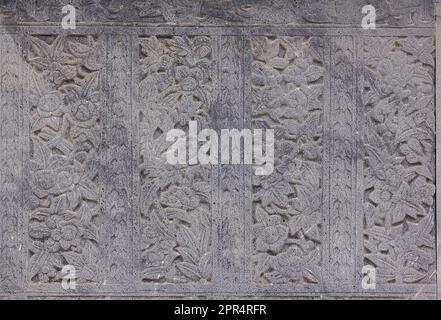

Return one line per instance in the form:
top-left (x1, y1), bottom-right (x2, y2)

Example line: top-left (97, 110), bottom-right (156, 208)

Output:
top-left (435, 0), bottom-right (441, 299)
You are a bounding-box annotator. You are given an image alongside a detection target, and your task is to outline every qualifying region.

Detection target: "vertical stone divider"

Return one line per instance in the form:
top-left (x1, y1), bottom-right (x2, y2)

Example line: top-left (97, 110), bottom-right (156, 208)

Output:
top-left (102, 33), bottom-right (134, 291)
top-left (247, 35), bottom-right (328, 294)
top-left (211, 34), bottom-right (221, 291)
top-left (435, 0), bottom-right (441, 300)
top-left (131, 34), bottom-right (147, 293)
top-left (217, 34), bottom-right (246, 292)
top-left (354, 34), bottom-right (365, 294)
top-left (328, 36), bottom-right (356, 291)
top-left (242, 37), bottom-right (252, 289)
top-left (0, 33), bottom-right (24, 296)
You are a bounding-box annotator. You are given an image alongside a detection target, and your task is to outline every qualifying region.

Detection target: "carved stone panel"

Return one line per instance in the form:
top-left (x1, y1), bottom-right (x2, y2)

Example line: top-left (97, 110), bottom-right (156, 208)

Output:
top-left (0, 0), bottom-right (433, 27)
top-left (0, 0), bottom-right (438, 299)
top-left (250, 36), bottom-right (325, 289)
top-left (135, 35), bottom-right (215, 288)
top-left (360, 37), bottom-right (435, 291)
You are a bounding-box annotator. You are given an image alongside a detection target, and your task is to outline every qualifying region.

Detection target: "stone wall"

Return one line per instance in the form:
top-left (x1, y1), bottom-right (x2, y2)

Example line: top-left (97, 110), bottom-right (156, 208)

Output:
top-left (0, 0), bottom-right (437, 299)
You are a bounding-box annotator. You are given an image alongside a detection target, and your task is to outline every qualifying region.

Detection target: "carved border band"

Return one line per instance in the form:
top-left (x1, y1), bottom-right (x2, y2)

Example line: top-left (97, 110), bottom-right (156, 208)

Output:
top-left (0, 34), bottom-right (24, 294)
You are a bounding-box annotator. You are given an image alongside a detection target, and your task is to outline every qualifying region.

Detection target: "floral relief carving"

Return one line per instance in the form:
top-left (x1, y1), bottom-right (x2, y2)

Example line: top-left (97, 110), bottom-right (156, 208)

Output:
top-left (0, 0), bottom-right (432, 27)
top-left (0, 0), bottom-right (439, 299)
top-left (137, 36), bottom-right (214, 283)
top-left (27, 35), bottom-right (104, 284)
top-left (362, 37), bottom-right (435, 284)
top-left (250, 36), bottom-right (324, 284)
top-left (102, 35), bottom-right (133, 286)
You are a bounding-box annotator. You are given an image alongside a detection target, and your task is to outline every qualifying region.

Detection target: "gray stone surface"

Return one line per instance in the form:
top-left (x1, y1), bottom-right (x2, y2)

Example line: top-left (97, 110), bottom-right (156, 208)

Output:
top-left (0, 0), bottom-right (437, 299)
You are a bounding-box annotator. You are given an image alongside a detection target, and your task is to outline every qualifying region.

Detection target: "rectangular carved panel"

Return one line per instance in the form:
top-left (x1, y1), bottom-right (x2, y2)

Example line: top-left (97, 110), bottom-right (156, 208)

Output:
top-left (0, 0), bottom-right (433, 27)
top-left (136, 35), bottom-right (215, 285)
top-left (329, 36), bottom-right (356, 290)
top-left (360, 37), bottom-right (436, 289)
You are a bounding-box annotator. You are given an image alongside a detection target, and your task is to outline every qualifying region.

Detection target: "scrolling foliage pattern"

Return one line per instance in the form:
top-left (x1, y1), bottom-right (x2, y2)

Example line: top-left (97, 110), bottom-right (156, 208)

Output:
top-left (138, 36), bottom-right (214, 283)
top-left (0, 35), bottom-right (22, 291)
top-left (250, 36), bottom-right (324, 285)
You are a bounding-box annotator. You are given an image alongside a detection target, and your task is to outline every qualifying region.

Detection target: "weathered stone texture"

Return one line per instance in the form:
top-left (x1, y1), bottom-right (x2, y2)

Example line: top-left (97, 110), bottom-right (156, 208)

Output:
top-left (0, 0), bottom-right (437, 299)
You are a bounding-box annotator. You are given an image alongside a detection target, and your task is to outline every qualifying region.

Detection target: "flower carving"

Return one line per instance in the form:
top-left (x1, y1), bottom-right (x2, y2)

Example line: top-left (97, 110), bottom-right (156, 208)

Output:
top-left (251, 36), bottom-right (324, 284)
top-left (254, 209), bottom-right (288, 254)
top-left (28, 35), bottom-right (103, 284)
